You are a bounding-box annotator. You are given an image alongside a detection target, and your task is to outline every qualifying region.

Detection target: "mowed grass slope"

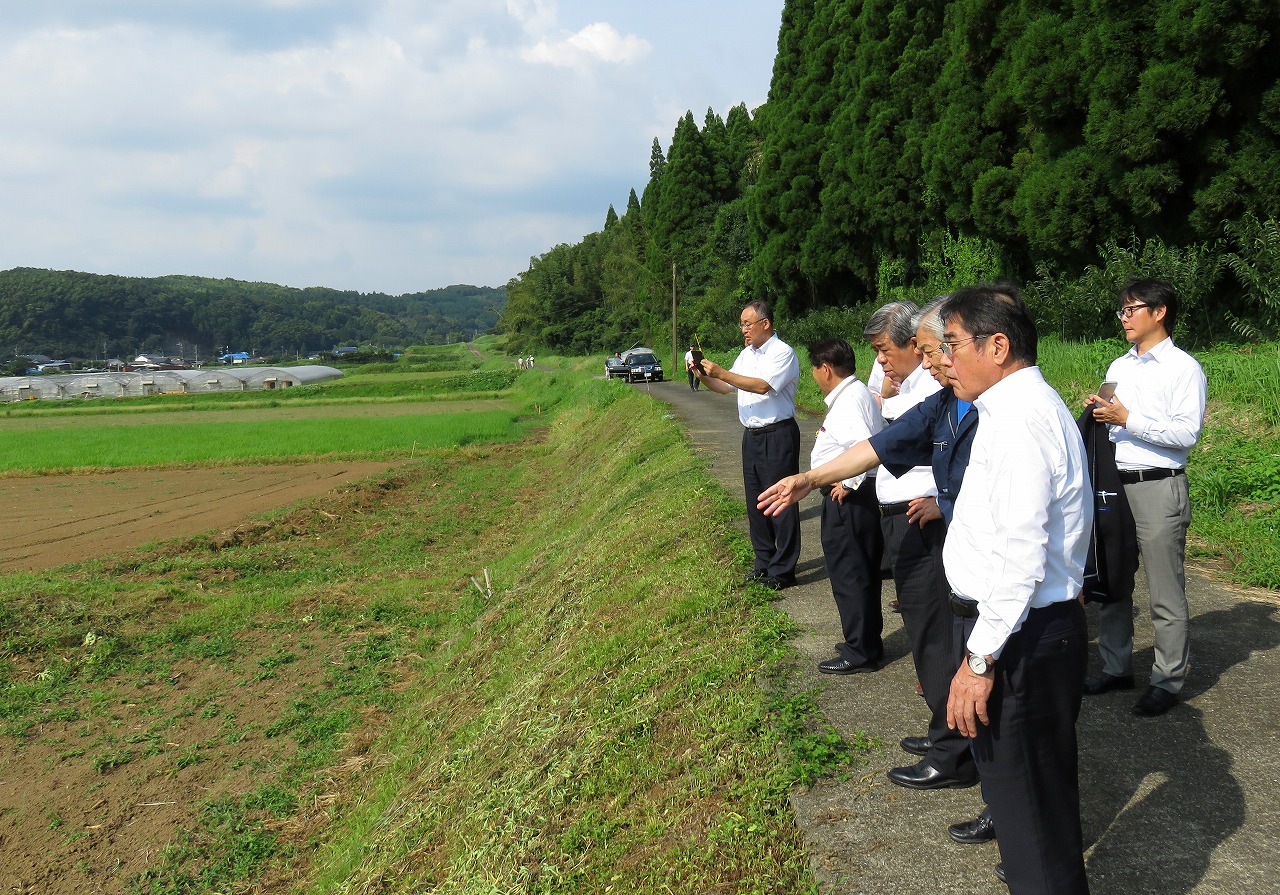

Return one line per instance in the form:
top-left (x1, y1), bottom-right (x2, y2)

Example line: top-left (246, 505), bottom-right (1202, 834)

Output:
top-left (0, 371), bottom-right (821, 894)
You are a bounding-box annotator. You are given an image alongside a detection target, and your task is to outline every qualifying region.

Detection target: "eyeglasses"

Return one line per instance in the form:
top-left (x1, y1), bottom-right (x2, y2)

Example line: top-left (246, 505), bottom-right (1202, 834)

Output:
top-left (1116, 304), bottom-right (1152, 320)
top-left (939, 334), bottom-right (988, 356)
top-left (740, 318), bottom-right (764, 330)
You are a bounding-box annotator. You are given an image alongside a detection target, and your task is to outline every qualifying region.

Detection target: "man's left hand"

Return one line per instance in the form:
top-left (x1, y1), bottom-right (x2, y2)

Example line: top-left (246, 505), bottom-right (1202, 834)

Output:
top-left (947, 662), bottom-right (994, 738)
top-left (1089, 393), bottom-right (1130, 427)
top-left (907, 495), bottom-right (941, 527)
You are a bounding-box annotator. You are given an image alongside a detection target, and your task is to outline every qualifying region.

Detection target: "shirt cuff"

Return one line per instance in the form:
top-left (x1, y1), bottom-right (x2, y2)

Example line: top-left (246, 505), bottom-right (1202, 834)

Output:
top-left (966, 615), bottom-right (1010, 661)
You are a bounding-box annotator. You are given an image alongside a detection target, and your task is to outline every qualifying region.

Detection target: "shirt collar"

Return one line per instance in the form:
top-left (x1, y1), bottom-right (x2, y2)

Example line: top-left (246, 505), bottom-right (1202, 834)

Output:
top-left (824, 374), bottom-right (858, 408)
top-left (1127, 335), bottom-right (1175, 361)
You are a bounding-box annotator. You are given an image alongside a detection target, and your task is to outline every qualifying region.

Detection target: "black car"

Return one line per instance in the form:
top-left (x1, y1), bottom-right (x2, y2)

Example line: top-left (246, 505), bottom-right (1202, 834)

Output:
top-left (620, 349), bottom-right (663, 383)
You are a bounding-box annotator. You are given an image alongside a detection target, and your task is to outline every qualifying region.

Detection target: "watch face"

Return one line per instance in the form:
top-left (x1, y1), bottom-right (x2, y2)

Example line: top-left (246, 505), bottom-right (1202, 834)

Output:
top-left (968, 653), bottom-right (988, 674)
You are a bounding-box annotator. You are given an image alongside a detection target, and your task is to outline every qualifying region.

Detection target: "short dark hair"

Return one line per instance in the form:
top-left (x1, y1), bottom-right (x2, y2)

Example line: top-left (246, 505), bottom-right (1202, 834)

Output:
top-left (1121, 278), bottom-right (1177, 334)
top-left (941, 283), bottom-right (1037, 365)
top-left (807, 337), bottom-right (857, 378)
top-left (743, 300), bottom-right (773, 326)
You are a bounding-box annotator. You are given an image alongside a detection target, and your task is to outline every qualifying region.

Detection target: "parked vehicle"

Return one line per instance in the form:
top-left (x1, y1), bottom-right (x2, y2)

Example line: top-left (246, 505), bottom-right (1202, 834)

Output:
top-left (605, 355), bottom-right (630, 379)
top-left (619, 348), bottom-right (663, 383)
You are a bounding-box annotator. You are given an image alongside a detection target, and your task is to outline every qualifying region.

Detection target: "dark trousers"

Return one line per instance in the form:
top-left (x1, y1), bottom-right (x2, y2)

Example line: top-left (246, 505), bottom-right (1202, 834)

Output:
top-left (882, 513), bottom-right (973, 780)
top-left (687, 370), bottom-right (700, 391)
top-left (820, 485), bottom-right (883, 665)
top-left (742, 419), bottom-right (801, 580)
top-left (964, 600), bottom-right (1089, 895)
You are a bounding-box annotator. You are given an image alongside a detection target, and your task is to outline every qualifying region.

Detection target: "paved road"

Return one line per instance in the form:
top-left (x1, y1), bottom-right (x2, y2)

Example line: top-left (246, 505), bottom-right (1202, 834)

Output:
top-left (649, 376), bottom-right (1280, 895)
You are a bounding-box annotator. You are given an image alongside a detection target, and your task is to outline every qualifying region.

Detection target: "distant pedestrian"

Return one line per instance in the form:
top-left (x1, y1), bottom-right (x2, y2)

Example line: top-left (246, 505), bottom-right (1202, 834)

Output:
top-left (693, 300), bottom-right (801, 590)
top-left (684, 345), bottom-right (701, 392)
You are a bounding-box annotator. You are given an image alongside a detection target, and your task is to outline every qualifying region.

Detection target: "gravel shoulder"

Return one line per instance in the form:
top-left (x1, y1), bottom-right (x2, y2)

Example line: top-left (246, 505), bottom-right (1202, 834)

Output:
top-left (651, 376), bottom-right (1280, 895)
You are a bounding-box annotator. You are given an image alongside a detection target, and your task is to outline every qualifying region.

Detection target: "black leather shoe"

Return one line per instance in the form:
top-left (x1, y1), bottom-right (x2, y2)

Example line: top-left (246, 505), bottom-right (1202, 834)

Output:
top-left (948, 807), bottom-right (996, 844)
top-left (886, 761), bottom-right (978, 790)
top-left (1133, 685), bottom-right (1178, 716)
top-left (817, 655), bottom-right (876, 675)
top-left (899, 736), bottom-right (931, 757)
top-left (743, 570), bottom-right (768, 584)
top-left (995, 863), bottom-right (1007, 885)
top-left (760, 575), bottom-right (795, 591)
top-left (1084, 672), bottom-right (1135, 695)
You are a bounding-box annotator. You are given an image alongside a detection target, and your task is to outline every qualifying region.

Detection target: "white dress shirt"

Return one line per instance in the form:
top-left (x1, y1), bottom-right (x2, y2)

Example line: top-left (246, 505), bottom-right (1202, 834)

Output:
top-left (876, 364), bottom-right (941, 503)
top-left (811, 375), bottom-right (884, 490)
top-left (730, 333), bottom-right (799, 428)
top-left (944, 366), bottom-right (1092, 659)
top-left (1106, 337), bottom-right (1207, 470)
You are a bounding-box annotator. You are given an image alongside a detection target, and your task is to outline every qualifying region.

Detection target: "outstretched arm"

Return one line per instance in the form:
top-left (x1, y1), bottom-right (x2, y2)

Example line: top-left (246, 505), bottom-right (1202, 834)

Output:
top-left (757, 440), bottom-right (881, 516)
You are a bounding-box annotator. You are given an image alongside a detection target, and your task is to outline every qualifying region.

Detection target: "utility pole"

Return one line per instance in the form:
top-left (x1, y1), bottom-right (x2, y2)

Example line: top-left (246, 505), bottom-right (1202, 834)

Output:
top-left (670, 261), bottom-right (678, 377)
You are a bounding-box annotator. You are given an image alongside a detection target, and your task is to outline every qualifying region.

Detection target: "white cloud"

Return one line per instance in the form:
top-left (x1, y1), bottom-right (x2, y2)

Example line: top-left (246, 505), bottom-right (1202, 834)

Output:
top-left (0, 1), bottom-right (782, 294)
top-left (523, 22), bottom-right (651, 68)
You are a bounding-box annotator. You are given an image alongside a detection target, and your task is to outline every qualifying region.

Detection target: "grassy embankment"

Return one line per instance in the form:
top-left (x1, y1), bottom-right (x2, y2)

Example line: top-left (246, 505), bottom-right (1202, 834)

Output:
top-left (704, 336), bottom-right (1280, 589)
top-left (0, 350), bottom-right (831, 894)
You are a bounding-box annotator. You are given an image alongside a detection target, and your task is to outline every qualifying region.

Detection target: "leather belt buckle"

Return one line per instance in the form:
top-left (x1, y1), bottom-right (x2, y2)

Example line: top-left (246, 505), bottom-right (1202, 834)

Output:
top-left (949, 592), bottom-right (979, 618)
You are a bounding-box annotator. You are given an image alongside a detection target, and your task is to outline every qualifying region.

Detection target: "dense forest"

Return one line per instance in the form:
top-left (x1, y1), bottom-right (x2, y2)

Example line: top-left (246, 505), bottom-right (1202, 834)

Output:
top-left (500, 0), bottom-right (1280, 355)
top-left (0, 268), bottom-right (506, 362)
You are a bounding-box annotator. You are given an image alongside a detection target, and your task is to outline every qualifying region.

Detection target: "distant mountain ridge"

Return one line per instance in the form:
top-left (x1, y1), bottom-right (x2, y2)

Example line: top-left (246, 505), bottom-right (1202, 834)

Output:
top-left (0, 267), bottom-right (505, 360)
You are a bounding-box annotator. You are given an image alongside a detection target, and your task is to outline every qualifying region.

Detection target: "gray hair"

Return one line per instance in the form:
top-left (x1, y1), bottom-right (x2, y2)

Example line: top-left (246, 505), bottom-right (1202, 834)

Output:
top-left (912, 296), bottom-right (949, 340)
top-left (863, 300), bottom-right (919, 347)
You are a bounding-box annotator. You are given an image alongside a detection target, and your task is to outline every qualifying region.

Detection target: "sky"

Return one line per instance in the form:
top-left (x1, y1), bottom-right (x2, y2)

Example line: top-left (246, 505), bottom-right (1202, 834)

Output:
top-left (0, 1), bottom-right (783, 296)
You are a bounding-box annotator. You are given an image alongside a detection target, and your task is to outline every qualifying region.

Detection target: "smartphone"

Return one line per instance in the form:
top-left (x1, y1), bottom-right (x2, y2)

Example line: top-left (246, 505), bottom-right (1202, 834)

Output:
top-left (1096, 381), bottom-right (1117, 402)
top-left (691, 335), bottom-right (706, 374)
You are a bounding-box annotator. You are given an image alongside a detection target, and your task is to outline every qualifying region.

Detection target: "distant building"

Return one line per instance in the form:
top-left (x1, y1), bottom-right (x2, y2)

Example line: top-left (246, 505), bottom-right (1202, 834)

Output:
top-left (125, 354), bottom-right (187, 371)
top-left (21, 354), bottom-right (71, 373)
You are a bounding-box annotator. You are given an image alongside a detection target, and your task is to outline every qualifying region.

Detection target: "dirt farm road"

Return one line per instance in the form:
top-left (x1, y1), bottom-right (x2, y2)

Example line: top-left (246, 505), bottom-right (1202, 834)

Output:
top-left (649, 375), bottom-right (1280, 895)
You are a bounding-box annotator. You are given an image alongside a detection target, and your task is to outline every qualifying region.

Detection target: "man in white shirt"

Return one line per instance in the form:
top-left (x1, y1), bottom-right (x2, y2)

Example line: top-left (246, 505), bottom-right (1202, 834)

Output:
top-left (940, 285), bottom-right (1092, 894)
top-left (695, 301), bottom-right (802, 589)
top-left (684, 345), bottom-right (700, 392)
top-left (864, 302), bottom-right (975, 791)
top-left (1085, 279), bottom-right (1207, 716)
top-left (807, 337), bottom-right (886, 674)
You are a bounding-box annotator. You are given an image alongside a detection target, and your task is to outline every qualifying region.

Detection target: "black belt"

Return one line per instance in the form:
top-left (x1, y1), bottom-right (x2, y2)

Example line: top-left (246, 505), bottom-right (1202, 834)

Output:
top-left (1118, 467), bottom-right (1185, 485)
top-left (879, 500), bottom-right (911, 517)
top-left (950, 593), bottom-right (980, 618)
top-left (746, 418), bottom-right (794, 435)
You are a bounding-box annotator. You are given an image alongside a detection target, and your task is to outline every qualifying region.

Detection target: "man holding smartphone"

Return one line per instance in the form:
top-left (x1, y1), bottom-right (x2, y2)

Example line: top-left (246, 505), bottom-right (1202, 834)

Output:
top-left (1086, 279), bottom-right (1207, 716)
top-left (695, 301), bottom-right (802, 590)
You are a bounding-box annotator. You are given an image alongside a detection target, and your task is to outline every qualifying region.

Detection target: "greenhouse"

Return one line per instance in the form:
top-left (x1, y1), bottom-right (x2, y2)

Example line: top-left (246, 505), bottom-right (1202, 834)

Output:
top-left (0, 365), bottom-right (343, 402)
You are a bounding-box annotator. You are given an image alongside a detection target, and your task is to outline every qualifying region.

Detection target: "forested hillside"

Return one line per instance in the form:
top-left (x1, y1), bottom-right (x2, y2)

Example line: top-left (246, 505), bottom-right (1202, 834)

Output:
top-left (0, 268), bottom-right (505, 360)
top-left (501, 0), bottom-right (1280, 354)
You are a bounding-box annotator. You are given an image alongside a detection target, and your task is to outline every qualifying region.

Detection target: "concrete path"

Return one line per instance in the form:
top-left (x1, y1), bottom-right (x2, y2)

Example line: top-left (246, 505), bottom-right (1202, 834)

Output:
top-left (649, 376), bottom-right (1280, 895)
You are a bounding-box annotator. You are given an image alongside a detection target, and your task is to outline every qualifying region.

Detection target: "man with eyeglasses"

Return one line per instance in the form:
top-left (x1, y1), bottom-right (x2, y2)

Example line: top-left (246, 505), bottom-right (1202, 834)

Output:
top-left (694, 300), bottom-right (802, 589)
top-left (1084, 279), bottom-right (1207, 716)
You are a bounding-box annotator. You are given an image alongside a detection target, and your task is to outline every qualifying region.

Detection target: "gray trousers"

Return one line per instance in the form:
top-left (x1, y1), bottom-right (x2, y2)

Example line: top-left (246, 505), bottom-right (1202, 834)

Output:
top-left (1097, 473), bottom-right (1191, 693)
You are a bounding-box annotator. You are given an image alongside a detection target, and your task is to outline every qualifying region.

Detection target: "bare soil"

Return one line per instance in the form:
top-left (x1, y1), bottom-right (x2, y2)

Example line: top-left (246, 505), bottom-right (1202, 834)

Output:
top-left (0, 460), bottom-right (406, 894)
top-left (0, 462), bottom-right (400, 573)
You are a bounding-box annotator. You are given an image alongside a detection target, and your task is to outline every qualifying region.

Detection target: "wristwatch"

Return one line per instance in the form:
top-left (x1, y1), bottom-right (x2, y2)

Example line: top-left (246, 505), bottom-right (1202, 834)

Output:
top-left (966, 652), bottom-right (992, 675)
